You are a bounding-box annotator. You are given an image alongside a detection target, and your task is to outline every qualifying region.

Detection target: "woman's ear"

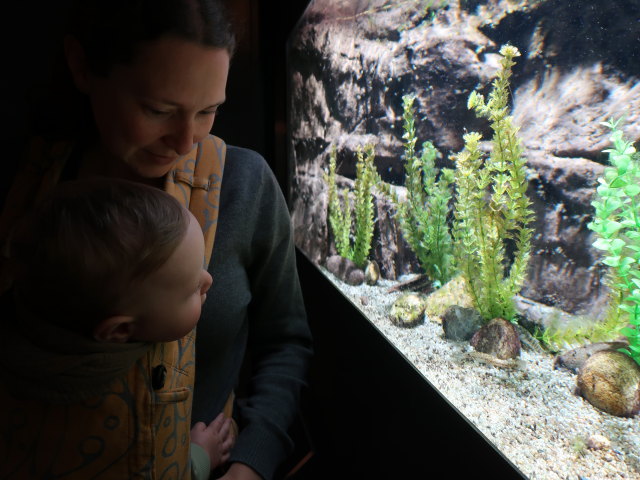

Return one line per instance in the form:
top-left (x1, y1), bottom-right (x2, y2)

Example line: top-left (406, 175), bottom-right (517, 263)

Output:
top-left (94, 315), bottom-right (135, 343)
top-left (64, 35), bottom-right (90, 93)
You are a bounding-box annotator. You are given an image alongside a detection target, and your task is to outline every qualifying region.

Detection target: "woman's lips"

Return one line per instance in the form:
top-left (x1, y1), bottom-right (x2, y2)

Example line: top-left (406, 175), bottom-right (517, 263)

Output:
top-left (145, 150), bottom-right (178, 165)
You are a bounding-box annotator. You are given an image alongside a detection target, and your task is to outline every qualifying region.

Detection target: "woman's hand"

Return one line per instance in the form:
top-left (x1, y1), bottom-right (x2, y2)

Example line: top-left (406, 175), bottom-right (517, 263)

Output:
top-left (190, 413), bottom-right (235, 470)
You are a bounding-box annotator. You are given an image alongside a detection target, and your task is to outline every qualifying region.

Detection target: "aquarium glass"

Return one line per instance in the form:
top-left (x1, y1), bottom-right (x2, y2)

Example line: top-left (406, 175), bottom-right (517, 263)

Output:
top-left (287, 1), bottom-right (640, 478)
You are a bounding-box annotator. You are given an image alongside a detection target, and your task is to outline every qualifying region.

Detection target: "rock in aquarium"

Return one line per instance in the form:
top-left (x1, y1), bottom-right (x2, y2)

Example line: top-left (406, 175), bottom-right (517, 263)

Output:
top-left (364, 260), bottom-right (380, 286)
top-left (325, 254), bottom-right (365, 286)
top-left (470, 318), bottom-right (522, 360)
top-left (441, 305), bottom-right (484, 341)
top-left (390, 293), bottom-right (426, 328)
top-left (577, 350), bottom-right (640, 418)
top-left (554, 341), bottom-right (628, 374)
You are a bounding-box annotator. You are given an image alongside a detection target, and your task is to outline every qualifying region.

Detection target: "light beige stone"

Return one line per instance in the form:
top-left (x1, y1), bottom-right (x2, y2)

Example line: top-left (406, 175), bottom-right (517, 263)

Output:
top-left (586, 434), bottom-right (611, 451)
top-left (577, 350), bottom-right (640, 418)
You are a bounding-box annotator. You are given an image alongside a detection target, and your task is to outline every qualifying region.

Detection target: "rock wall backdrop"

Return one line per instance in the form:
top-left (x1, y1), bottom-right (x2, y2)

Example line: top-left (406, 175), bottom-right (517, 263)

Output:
top-left (287, 0), bottom-right (640, 318)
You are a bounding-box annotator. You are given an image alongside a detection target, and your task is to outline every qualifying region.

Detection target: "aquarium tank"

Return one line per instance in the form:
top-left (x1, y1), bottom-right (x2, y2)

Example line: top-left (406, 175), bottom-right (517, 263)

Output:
top-left (287, 0), bottom-right (640, 478)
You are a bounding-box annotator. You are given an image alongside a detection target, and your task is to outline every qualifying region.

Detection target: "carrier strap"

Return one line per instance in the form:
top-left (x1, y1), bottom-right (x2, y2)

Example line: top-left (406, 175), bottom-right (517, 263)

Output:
top-left (164, 134), bottom-right (226, 266)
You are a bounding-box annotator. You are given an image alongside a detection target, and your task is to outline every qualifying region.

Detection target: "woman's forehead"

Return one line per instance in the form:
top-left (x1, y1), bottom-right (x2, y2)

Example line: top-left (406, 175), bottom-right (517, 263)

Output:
top-left (117, 36), bottom-right (230, 106)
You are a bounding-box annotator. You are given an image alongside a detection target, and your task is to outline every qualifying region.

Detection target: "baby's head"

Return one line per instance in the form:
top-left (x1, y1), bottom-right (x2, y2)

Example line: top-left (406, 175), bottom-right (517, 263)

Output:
top-left (11, 178), bottom-right (212, 343)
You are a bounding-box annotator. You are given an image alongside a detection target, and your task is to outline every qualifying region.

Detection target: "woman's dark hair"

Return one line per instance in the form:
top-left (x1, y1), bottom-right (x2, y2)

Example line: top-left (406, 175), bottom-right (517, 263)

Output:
top-left (10, 178), bottom-right (190, 335)
top-left (32, 0), bottom-right (236, 138)
top-left (67, 0), bottom-right (236, 76)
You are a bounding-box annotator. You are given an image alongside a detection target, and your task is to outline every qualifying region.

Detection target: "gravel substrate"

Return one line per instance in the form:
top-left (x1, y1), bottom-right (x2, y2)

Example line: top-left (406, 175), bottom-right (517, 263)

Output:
top-left (321, 268), bottom-right (640, 480)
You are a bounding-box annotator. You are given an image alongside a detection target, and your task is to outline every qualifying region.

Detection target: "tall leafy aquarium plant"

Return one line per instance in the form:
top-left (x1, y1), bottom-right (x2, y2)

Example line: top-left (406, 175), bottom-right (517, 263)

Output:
top-left (326, 144), bottom-right (377, 268)
top-left (394, 94), bottom-right (455, 288)
top-left (452, 44), bottom-right (534, 322)
top-left (587, 118), bottom-right (640, 366)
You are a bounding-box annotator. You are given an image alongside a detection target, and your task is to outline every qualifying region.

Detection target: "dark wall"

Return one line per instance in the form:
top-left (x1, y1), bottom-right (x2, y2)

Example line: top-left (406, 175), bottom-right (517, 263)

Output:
top-left (217, 1), bottom-right (311, 199)
top-left (4, 2), bottom-right (70, 204)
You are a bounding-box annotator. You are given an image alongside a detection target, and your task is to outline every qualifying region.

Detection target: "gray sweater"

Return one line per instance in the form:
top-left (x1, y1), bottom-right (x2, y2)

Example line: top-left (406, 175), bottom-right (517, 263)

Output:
top-left (192, 145), bottom-right (313, 480)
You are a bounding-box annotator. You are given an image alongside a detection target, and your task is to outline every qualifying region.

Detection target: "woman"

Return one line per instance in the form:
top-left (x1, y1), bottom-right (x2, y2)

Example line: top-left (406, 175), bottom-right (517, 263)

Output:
top-left (0, 1), bottom-right (312, 479)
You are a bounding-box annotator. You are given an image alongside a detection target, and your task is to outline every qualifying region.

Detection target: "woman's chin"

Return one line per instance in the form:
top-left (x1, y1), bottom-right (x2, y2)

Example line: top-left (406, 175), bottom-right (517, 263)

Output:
top-left (128, 157), bottom-right (178, 181)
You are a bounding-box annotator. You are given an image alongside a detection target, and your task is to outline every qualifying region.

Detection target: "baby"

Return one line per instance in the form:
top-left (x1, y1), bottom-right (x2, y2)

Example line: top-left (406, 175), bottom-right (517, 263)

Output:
top-left (2, 178), bottom-right (233, 479)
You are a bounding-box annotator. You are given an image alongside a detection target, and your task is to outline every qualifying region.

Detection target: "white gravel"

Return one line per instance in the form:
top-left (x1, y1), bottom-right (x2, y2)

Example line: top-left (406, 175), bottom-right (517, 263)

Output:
top-left (322, 268), bottom-right (640, 480)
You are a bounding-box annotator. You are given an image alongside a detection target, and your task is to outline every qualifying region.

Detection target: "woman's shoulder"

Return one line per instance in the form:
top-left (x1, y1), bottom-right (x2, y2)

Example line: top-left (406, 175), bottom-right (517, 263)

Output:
top-left (225, 144), bottom-right (269, 171)
top-left (219, 144), bottom-right (287, 214)
top-left (223, 144), bottom-right (277, 187)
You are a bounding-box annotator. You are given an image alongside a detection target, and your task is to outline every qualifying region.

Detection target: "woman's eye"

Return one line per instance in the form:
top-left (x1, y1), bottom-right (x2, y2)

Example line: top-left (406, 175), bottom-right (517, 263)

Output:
top-left (145, 106), bottom-right (171, 116)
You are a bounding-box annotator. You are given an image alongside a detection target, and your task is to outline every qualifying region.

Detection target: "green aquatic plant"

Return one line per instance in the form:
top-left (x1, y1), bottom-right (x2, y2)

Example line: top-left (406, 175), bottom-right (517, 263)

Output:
top-left (325, 144), bottom-right (377, 268)
top-left (327, 146), bottom-right (351, 260)
top-left (570, 435), bottom-right (587, 457)
top-left (534, 306), bottom-right (625, 353)
top-left (587, 118), bottom-right (640, 366)
top-left (452, 44), bottom-right (534, 323)
top-left (393, 94), bottom-right (455, 288)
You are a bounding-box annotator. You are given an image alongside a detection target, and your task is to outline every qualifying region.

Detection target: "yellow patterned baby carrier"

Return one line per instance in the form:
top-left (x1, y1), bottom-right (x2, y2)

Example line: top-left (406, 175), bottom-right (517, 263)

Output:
top-left (0, 135), bottom-right (226, 479)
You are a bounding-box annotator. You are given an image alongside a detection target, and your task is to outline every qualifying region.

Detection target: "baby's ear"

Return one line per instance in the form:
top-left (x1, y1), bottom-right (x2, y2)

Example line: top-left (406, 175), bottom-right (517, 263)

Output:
top-left (93, 315), bottom-right (135, 343)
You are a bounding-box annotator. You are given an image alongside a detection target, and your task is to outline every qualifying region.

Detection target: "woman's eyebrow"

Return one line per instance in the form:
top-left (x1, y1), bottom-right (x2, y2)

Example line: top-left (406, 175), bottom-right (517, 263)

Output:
top-left (143, 97), bottom-right (226, 109)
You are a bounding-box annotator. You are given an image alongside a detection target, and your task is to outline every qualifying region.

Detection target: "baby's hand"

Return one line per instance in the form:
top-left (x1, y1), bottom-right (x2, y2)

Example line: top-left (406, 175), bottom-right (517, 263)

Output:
top-left (191, 413), bottom-right (236, 470)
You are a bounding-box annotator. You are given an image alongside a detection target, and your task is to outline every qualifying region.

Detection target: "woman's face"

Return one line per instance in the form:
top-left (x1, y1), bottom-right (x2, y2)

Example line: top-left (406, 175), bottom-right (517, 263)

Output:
top-left (73, 35), bottom-right (229, 179)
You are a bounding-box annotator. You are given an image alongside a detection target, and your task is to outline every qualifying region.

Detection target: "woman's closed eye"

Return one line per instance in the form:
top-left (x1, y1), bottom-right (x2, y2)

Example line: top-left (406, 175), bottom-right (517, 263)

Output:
top-left (144, 105), bottom-right (172, 117)
top-left (199, 108), bottom-right (219, 117)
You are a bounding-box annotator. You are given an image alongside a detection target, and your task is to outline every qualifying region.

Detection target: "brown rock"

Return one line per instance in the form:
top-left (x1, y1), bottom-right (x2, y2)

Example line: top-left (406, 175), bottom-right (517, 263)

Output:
top-left (325, 255), bottom-right (364, 286)
top-left (470, 318), bottom-right (522, 360)
top-left (345, 268), bottom-right (365, 286)
top-left (554, 341), bottom-right (628, 374)
top-left (577, 350), bottom-right (640, 418)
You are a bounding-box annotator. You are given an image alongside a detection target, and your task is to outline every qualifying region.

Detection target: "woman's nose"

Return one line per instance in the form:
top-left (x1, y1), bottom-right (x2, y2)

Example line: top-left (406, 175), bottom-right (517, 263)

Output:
top-left (167, 119), bottom-right (197, 155)
top-left (166, 117), bottom-right (213, 155)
